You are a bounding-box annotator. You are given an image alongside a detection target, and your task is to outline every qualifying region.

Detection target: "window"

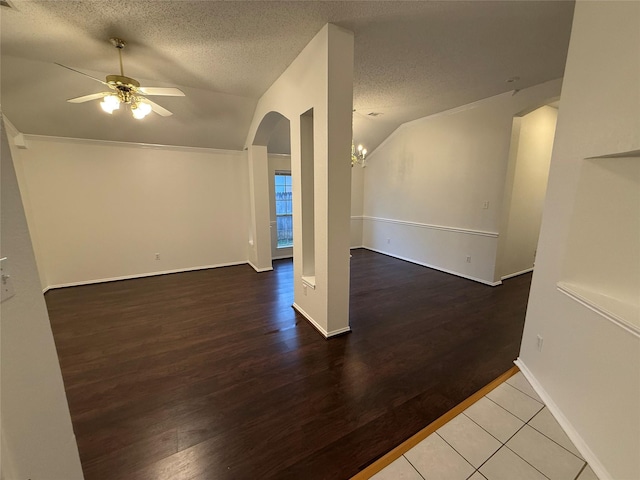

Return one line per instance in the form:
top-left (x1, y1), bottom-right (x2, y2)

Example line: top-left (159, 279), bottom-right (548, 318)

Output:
top-left (275, 172), bottom-right (293, 248)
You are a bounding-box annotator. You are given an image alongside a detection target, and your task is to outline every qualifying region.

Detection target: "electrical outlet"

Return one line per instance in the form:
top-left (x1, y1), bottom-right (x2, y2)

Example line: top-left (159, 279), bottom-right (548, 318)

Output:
top-left (155, 253), bottom-right (160, 260)
top-left (537, 335), bottom-right (544, 352)
top-left (466, 256), bottom-right (471, 263)
top-left (387, 238), bottom-right (391, 244)
top-left (482, 201), bottom-right (489, 209)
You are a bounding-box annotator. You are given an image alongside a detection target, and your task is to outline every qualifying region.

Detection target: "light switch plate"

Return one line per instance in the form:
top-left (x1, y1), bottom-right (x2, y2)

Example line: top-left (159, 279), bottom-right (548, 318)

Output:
top-left (1, 257), bottom-right (16, 302)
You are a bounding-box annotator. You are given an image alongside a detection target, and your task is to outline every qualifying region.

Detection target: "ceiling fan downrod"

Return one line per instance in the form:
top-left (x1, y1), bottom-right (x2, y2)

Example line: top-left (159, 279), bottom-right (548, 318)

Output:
top-left (106, 37), bottom-right (139, 94)
top-left (109, 37), bottom-right (126, 77)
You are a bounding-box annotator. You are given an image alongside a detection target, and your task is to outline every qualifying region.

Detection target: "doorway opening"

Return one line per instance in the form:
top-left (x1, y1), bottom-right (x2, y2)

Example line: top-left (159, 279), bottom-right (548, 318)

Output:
top-left (497, 101), bottom-right (559, 282)
top-left (266, 115), bottom-right (293, 261)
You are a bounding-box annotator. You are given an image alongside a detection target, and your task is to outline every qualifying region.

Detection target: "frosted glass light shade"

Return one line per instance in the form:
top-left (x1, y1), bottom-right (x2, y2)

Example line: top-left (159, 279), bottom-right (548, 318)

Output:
top-left (100, 95), bottom-right (120, 114)
top-left (132, 101), bottom-right (152, 119)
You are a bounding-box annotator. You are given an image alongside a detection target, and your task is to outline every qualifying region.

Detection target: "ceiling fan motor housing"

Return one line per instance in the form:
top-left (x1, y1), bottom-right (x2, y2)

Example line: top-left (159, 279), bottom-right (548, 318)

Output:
top-left (106, 74), bottom-right (140, 103)
top-left (106, 74), bottom-right (140, 89)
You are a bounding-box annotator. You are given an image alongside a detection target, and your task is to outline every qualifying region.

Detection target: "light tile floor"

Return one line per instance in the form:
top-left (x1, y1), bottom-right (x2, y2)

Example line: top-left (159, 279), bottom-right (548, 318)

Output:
top-left (370, 372), bottom-right (599, 480)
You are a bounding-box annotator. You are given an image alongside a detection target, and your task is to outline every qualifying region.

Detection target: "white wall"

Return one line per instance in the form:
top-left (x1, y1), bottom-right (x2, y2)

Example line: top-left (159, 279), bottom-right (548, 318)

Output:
top-left (518, 2), bottom-right (640, 479)
top-left (9, 135), bottom-right (250, 289)
top-left (362, 79), bottom-right (562, 285)
top-left (1, 120), bottom-right (84, 479)
top-left (498, 105), bottom-right (557, 278)
top-left (350, 162), bottom-right (365, 247)
top-left (245, 24), bottom-right (354, 337)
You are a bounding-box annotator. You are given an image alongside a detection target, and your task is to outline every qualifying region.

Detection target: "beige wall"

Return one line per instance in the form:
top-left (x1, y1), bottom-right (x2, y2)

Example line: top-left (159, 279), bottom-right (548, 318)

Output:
top-left (350, 161), bottom-right (365, 247)
top-left (10, 135), bottom-right (249, 289)
top-left (362, 79), bottom-right (562, 285)
top-left (498, 105), bottom-right (557, 279)
top-left (1, 120), bottom-right (83, 479)
top-left (519, 2), bottom-right (640, 479)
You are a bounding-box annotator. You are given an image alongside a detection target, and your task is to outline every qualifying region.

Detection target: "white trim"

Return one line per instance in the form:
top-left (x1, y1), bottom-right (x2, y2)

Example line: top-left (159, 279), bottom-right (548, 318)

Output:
top-left (301, 276), bottom-right (316, 289)
top-left (514, 359), bottom-right (612, 480)
top-left (350, 245), bottom-right (364, 250)
top-left (351, 215), bottom-right (364, 220)
top-left (1, 115), bottom-right (20, 136)
top-left (247, 260), bottom-right (273, 273)
top-left (327, 326), bottom-right (351, 337)
top-left (44, 261), bottom-right (248, 290)
top-left (20, 133), bottom-right (246, 156)
top-left (586, 148), bottom-right (640, 159)
top-left (501, 267), bottom-right (534, 280)
top-left (557, 282), bottom-right (640, 338)
top-left (292, 303), bottom-right (351, 339)
top-left (361, 216), bottom-right (499, 238)
top-left (362, 247), bottom-right (501, 286)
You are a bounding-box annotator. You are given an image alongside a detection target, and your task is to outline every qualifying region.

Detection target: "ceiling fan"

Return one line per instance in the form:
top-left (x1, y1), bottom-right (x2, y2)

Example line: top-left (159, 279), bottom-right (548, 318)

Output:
top-left (57, 37), bottom-right (185, 119)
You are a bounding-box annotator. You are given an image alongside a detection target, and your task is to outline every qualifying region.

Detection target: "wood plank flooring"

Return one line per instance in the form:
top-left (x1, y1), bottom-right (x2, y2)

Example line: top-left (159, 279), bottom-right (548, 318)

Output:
top-left (45, 249), bottom-right (532, 480)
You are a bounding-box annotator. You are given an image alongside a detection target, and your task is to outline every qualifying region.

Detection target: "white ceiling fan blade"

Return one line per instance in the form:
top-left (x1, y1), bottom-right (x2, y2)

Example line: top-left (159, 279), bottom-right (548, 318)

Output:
top-left (55, 63), bottom-right (110, 86)
top-left (138, 87), bottom-right (185, 97)
top-left (143, 99), bottom-right (173, 117)
top-left (67, 92), bottom-right (111, 104)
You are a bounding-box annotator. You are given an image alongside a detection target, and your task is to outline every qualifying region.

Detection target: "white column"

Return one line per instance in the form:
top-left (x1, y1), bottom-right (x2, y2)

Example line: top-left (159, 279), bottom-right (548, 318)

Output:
top-left (291, 25), bottom-right (354, 337)
top-left (247, 145), bottom-right (273, 272)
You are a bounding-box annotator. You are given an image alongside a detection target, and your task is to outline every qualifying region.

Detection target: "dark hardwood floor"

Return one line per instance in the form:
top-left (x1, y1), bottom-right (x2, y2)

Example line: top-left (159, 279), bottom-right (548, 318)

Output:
top-left (45, 249), bottom-right (532, 480)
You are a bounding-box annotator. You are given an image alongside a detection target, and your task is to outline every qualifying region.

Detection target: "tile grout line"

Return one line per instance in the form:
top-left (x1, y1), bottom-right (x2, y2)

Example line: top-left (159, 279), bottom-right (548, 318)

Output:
top-left (465, 398), bottom-right (552, 477)
top-left (505, 377), bottom-right (545, 403)
top-left (499, 381), bottom-right (545, 406)
top-left (441, 389), bottom-right (549, 478)
top-left (481, 396), bottom-right (587, 479)
top-left (573, 462), bottom-right (588, 480)
top-left (461, 410), bottom-right (515, 445)
top-left (402, 454), bottom-right (426, 480)
top-left (434, 431), bottom-right (478, 473)
top-left (504, 443), bottom-right (554, 480)
top-left (484, 395), bottom-right (543, 426)
top-left (525, 409), bottom-right (587, 463)
top-left (469, 420), bottom-right (529, 474)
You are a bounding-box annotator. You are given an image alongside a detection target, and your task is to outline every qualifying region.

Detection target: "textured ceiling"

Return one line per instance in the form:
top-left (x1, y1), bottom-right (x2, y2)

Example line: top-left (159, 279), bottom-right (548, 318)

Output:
top-left (1, 1), bottom-right (574, 153)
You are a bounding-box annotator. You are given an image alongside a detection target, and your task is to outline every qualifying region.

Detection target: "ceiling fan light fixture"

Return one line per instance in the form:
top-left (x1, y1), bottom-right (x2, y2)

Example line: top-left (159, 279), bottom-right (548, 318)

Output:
top-left (100, 94), bottom-right (120, 114)
top-left (60, 37), bottom-right (184, 119)
top-left (131, 100), bottom-right (152, 120)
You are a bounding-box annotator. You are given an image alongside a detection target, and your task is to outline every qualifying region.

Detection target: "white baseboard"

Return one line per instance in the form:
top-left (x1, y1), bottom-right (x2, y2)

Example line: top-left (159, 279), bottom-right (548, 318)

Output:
top-left (362, 247), bottom-right (502, 286)
top-left (43, 260), bottom-right (248, 291)
top-left (501, 267), bottom-right (534, 280)
top-left (292, 303), bottom-right (351, 339)
top-left (247, 260), bottom-right (274, 273)
top-left (272, 254), bottom-right (293, 260)
top-left (514, 359), bottom-right (612, 480)
top-left (350, 245), bottom-right (365, 250)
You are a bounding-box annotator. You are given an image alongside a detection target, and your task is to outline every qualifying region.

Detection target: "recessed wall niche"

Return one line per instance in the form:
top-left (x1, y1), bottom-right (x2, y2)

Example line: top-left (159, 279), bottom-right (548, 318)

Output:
top-left (300, 108), bottom-right (316, 284)
top-left (558, 152), bottom-right (639, 334)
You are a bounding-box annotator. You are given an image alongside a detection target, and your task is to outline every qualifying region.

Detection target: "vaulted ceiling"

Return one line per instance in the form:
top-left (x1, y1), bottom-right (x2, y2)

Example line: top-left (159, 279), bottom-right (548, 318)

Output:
top-left (1, 1), bottom-right (574, 154)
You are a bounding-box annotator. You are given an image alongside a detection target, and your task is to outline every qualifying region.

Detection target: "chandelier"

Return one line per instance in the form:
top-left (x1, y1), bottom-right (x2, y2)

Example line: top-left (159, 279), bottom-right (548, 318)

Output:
top-left (351, 143), bottom-right (367, 167)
